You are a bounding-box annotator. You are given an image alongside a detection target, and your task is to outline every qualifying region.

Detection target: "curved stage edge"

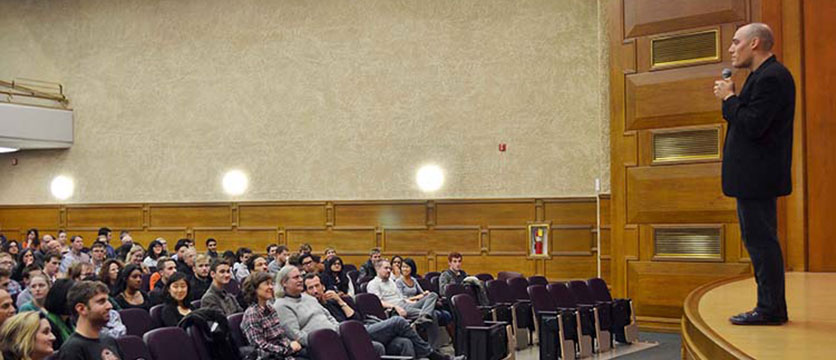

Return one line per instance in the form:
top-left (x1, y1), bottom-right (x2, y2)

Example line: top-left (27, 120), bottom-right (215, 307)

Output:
top-left (682, 272), bottom-right (836, 360)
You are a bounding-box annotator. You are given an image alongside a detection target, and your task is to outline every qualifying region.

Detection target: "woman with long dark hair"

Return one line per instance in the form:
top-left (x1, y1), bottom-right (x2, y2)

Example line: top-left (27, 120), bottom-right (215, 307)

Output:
top-left (24, 229), bottom-right (39, 250)
top-left (2, 240), bottom-right (20, 257)
top-left (160, 272), bottom-right (192, 327)
top-left (396, 258), bottom-right (430, 300)
top-left (320, 256), bottom-right (354, 297)
top-left (98, 259), bottom-right (124, 295)
top-left (143, 239), bottom-right (165, 269)
top-left (11, 248), bottom-right (38, 282)
top-left (114, 264), bottom-right (151, 311)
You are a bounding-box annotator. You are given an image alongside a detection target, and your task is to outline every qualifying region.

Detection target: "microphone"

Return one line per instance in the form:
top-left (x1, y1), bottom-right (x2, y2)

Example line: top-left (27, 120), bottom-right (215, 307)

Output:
top-left (722, 68), bottom-right (732, 80)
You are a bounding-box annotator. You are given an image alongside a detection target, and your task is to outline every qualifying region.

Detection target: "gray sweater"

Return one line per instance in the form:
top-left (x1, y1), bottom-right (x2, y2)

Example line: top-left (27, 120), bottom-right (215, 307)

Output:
top-left (273, 293), bottom-right (338, 346)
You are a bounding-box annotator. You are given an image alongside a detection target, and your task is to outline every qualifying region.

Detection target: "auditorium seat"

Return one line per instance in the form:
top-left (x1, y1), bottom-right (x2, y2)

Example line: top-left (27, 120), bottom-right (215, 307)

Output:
top-left (429, 276), bottom-right (440, 294)
top-left (119, 308), bottom-right (152, 337)
top-left (486, 279), bottom-right (528, 350)
top-left (497, 271), bottom-right (523, 281)
top-left (506, 277), bottom-right (534, 345)
top-left (568, 280), bottom-right (613, 352)
top-left (355, 293), bottom-right (388, 320)
top-left (143, 327), bottom-right (200, 360)
top-left (227, 312), bottom-right (251, 355)
top-left (450, 293), bottom-right (509, 360)
top-left (475, 273), bottom-right (494, 282)
top-left (424, 271), bottom-right (441, 281)
top-left (416, 278), bottom-right (432, 294)
top-left (548, 282), bottom-right (596, 356)
top-left (527, 276), bottom-right (548, 286)
top-left (116, 335), bottom-right (153, 360)
top-left (186, 324), bottom-right (212, 359)
top-left (224, 278), bottom-right (241, 295)
top-left (149, 304), bottom-right (164, 329)
top-left (141, 273), bottom-right (152, 293)
top-left (343, 263), bottom-right (358, 273)
top-left (339, 320), bottom-right (412, 360)
top-left (527, 284), bottom-right (580, 360)
top-left (587, 277), bottom-right (638, 344)
top-left (190, 299), bottom-right (201, 309)
top-left (308, 328), bottom-right (351, 360)
top-left (346, 270), bottom-right (360, 289)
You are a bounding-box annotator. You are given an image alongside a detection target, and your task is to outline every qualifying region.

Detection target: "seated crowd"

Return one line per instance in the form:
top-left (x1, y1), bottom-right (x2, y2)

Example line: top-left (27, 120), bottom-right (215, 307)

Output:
top-left (0, 228), bottom-right (473, 360)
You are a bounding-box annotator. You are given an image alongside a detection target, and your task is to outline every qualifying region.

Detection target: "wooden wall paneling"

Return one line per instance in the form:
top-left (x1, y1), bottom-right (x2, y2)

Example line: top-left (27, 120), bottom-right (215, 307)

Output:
top-left (0, 207), bottom-right (61, 230)
top-left (285, 228), bottom-right (376, 254)
top-left (487, 227), bottom-right (527, 254)
top-left (66, 206), bottom-right (143, 229)
top-left (384, 227), bottom-right (480, 254)
top-left (623, 0), bottom-right (747, 38)
top-left (333, 203), bottom-right (426, 227)
top-left (192, 229), bottom-right (278, 253)
top-left (544, 256), bottom-right (597, 281)
top-left (621, 39), bottom-right (637, 74)
top-left (804, 0), bottom-right (836, 272)
top-left (149, 205), bottom-right (231, 228)
top-left (634, 26), bottom-right (722, 74)
top-left (441, 255), bottom-right (535, 279)
top-left (543, 200), bottom-right (596, 225)
top-left (723, 223), bottom-right (742, 263)
top-left (626, 261), bottom-right (750, 320)
top-left (238, 204), bottom-right (326, 228)
top-left (435, 201), bottom-right (535, 226)
top-left (626, 163), bottom-right (737, 224)
top-left (551, 227), bottom-right (595, 255)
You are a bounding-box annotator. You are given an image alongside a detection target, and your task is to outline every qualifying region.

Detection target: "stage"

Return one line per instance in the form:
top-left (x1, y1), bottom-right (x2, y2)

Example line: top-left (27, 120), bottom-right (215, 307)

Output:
top-left (683, 272), bottom-right (836, 359)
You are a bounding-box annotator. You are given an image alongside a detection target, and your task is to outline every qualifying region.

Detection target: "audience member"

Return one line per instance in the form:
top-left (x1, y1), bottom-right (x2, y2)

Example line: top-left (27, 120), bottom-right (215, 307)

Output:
top-left (367, 260), bottom-right (442, 346)
top-left (98, 259), bottom-right (123, 295)
top-left (43, 279), bottom-right (76, 350)
top-left (3, 239), bottom-right (20, 256)
top-left (160, 272), bottom-right (192, 327)
top-left (205, 238), bottom-right (219, 259)
top-left (320, 256), bottom-right (354, 296)
top-left (0, 311), bottom-right (56, 360)
top-left (0, 257), bottom-right (22, 298)
top-left (124, 245), bottom-right (147, 272)
top-left (142, 239), bottom-right (164, 269)
top-left (19, 273), bottom-right (50, 312)
top-left (396, 258), bottom-right (430, 300)
top-left (89, 241), bottom-right (107, 275)
top-left (390, 256), bottom-right (403, 282)
top-left (272, 265), bottom-right (338, 354)
top-left (58, 280), bottom-right (123, 360)
top-left (438, 252), bottom-right (489, 305)
top-left (233, 247), bottom-right (253, 282)
top-left (60, 236), bottom-right (90, 274)
top-left (56, 230), bottom-right (69, 252)
top-left (221, 250), bottom-right (237, 267)
top-left (173, 239), bottom-right (192, 274)
top-left (298, 243), bottom-right (312, 255)
top-left (16, 265), bottom-right (44, 308)
top-left (201, 259), bottom-right (242, 316)
top-left (247, 254), bottom-right (269, 274)
top-left (266, 244), bottom-right (278, 261)
top-left (67, 262), bottom-right (95, 282)
top-left (323, 248), bottom-right (336, 262)
top-left (358, 248), bottom-right (381, 281)
top-left (43, 252), bottom-right (62, 282)
top-left (177, 247), bottom-right (196, 279)
top-left (12, 248), bottom-right (37, 282)
top-left (97, 227), bottom-right (116, 259)
top-left (304, 273), bottom-right (457, 359)
top-left (298, 254), bottom-right (317, 275)
top-left (149, 257), bottom-right (177, 304)
top-left (114, 264), bottom-right (151, 311)
top-left (241, 271), bottom-right (302, 359)
top-left (0, 288), bottom-right (15, 327)
top-left (189, 253), bottom-right (212, 301)
top-left (24, 228), bottom-right (39, 250)
top-left (267, 245), bottom-right (290, 274)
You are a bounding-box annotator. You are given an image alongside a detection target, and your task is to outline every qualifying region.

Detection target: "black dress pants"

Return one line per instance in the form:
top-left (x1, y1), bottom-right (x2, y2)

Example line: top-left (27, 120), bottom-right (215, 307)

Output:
top-left (736, 197), bottom-right (787, 318)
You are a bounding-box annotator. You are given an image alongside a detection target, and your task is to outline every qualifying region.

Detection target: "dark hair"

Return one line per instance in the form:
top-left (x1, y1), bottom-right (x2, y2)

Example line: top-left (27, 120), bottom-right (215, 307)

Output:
top-left (156, 257), bottom-right (175, 272)
top-left (27, 228), bottom-right (40, 247)
top-left (242, 272), bottom-right (273, 305)
top-left (163, 272), bottom-right (190, 306)
top-left (287, 254), bottom-right (301, 266)
top-left (402, 258), bottom-right (419, 278)
top-left (221, 251), bottom-right (236, 264)
top-left (69, 235), bottom-right (82, 244)
top-left (299, 253), bottom-right (314, 266)
top-left (2, 240), bottom-right (18, 253)
top-left (45, 251), bottom-right (62, 263)
top-left (448, 252), bottom-right (463, 262)
top-left (0, 267), bottom-right (10, 279)
top-left (98, 259), bottom-right (124, 289)
top-left (391, 255), bottom-right (403, 265)
top-left (246, 255), bottom-right (265, 271)
top-left (67, 262), bottom-right (89, 281)
top-left (266, 244), bottom-right (278, 254)
top-left (117, 264), bottom-right (143, 293)
top-left (210, 259), bottom-right (231, 274)
top-left (276, 245), bottom-right (288, 254)
top-left (46, 278), bottom-right (77, 316)
top-left (322, 256), bottom-right (349, 294)
top-left (205, 238), bottom-right (217, 246)
top-left (303, 272), bottom-right (321, 286)
top-left (97, 227), bottom-right (111, 236)
top-left (299, 243), bottom-right (312, 254)
top-left (91, 241), bottom-right (106, 250)
top-left (146, 240), bottom-right (164, 260)
top-left (22, 264), bottom-right (43, 280)
top-left (235, 247), bottom-right (252, 262)
top-left (175, 238), bottom-right (191, 253)
top-left (119, 230), bottom-right (130, 240)
top-left (66, 280), bottom-right (108, 316)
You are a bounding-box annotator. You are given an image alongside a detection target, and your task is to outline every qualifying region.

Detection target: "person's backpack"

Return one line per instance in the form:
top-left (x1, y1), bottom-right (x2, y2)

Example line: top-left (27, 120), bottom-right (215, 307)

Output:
top-left (179, 308), bottom-right (244, 360)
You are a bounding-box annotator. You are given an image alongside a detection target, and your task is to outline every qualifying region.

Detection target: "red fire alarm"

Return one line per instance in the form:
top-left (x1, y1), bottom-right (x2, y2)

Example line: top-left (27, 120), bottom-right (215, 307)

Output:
top-left (498, 143), bottom-right (507, 152)
top-left (11, 158), bottom-right (18, 166)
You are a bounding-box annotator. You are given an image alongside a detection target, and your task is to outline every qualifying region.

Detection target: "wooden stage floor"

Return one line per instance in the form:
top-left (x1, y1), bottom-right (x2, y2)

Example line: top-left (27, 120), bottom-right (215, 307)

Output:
top-left (683, 272), bottom-right (836, 359)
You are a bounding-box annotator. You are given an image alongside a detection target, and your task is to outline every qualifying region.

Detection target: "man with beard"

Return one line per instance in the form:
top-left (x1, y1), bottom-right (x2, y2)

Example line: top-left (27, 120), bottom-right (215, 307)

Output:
top-left (59, 280), bottom-right (123, 360)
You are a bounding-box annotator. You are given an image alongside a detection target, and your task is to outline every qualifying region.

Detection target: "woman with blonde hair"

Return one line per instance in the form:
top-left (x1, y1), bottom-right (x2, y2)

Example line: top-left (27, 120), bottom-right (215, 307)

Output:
top-left (0, 311), bottom-right (56, 360)
top-left (124, 244), bottom-right (149, 273)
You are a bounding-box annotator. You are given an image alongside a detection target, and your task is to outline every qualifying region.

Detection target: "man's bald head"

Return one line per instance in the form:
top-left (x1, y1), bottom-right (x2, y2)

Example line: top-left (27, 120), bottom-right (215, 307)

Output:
top-left (739, 23), bottom-right (774, 51)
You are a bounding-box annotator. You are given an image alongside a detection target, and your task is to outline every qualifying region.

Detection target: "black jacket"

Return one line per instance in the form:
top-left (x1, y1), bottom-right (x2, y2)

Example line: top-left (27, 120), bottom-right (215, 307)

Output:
top-left (722, 55), bottom-right (795, 199)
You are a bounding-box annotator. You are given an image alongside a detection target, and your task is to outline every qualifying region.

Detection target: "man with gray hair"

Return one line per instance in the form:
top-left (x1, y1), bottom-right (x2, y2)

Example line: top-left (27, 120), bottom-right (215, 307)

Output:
top-left (714, 22), bottom-right (793, 326)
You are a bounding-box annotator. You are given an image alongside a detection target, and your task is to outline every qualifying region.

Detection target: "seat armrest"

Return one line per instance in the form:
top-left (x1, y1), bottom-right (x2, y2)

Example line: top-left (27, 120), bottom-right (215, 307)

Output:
top-left (381, 356), bottom-right (414, 360)
top-left (484, 320), bottom-right (508, 326)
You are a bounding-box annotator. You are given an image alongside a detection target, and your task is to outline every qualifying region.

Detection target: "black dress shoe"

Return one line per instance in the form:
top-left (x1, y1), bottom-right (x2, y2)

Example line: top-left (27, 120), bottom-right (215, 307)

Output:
top-left (729, 310), bottom-right (787, 325)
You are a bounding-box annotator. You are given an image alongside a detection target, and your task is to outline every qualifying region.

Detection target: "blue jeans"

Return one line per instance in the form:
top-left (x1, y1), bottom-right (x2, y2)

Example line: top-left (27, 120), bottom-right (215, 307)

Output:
top-left (366, 316), bottom-right (434, 357)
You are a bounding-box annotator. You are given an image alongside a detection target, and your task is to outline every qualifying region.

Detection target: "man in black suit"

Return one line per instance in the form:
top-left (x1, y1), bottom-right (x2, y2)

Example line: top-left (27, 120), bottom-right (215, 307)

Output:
top-left (714, 23), bottom-right (794, 325)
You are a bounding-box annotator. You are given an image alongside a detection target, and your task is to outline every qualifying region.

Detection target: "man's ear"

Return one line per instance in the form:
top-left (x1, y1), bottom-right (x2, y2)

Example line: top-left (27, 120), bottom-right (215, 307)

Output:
top-left (74, 302), bottom-right (86, 317)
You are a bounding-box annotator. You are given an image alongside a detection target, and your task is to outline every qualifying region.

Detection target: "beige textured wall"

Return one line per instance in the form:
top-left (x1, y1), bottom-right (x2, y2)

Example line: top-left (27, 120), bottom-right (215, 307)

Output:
top-left (0, 0), bottom-right (609, 204)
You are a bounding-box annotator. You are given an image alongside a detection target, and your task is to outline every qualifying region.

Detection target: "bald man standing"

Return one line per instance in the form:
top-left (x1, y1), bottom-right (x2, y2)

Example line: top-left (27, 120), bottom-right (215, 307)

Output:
top-left (714, 23), bottom-right (794, 326)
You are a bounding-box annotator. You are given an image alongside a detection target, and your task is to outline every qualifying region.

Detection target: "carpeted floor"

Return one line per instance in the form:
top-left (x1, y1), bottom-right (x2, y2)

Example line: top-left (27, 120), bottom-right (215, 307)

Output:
top-left (513, 331), bottom-right (682, 360)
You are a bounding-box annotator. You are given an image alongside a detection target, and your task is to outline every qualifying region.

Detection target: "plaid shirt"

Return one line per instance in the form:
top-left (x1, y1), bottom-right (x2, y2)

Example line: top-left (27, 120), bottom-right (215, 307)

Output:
top-left (242, 303), bottom-right (296, 360)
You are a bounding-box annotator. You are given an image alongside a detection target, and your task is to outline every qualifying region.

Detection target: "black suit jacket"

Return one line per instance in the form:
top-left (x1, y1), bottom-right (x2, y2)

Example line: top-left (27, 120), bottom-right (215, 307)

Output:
top-left (722, 55), bottom-right (795, 198)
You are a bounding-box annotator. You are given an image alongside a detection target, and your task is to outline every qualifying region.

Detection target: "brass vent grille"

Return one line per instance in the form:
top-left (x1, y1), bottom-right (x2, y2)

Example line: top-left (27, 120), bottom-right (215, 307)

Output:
top-left (654, 227), bottom-right (721, 260)
top-left (653, 128), bottom-right (720, 163)
top-left (651, 30), bottom-right (719, 68)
